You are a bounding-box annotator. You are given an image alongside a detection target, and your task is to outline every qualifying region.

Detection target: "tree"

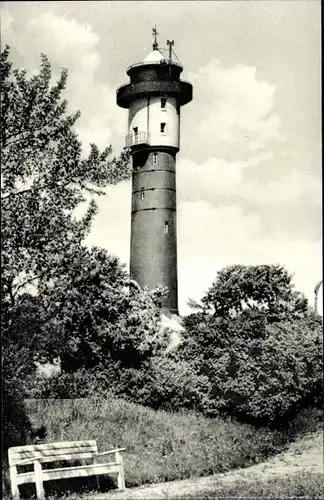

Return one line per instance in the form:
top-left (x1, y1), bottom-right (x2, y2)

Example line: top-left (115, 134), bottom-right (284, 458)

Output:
top-left (1, 46), bottom-right (131, 446)
top-left (35, 245), bottom-right (165, 374)
top-left (178, 265), bottom-right (322, 425)
top-left (192, 264), bottom-right (309, 322)
top-left (179, 310), bottom-right (323, 425)
top-left (1, 46), bottom-right (131, 316)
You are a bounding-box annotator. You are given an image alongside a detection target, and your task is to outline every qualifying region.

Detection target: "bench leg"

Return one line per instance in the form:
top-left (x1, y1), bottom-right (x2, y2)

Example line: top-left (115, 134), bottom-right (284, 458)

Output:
top-left (92, 456), bottom-right (100, 491)
top-left (10, 465), bottom-right (20, 500)
top-left (115, 452), bottom-right (125, 490)
top-left (34, 461), bottom-right (45, 499)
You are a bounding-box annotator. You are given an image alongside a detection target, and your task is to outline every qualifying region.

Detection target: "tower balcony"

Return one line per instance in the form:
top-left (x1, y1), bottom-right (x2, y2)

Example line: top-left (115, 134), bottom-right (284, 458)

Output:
top-left (126, 131), bottom-right (149, 148)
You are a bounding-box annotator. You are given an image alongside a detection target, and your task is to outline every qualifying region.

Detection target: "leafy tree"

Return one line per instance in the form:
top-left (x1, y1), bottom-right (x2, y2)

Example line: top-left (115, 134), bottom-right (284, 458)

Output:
top-left (1, 46), bottom-right (131, 316)
top-left (179, 310), bottom-right (323, 425)
top-left (1, 46), bottom-right (131, 446)
top-left (34, 245), bottom-right (165, 374)
top-left (192, 264), bottom-right (309, 322)
top-left (179, 265), bottom-right (322, 425)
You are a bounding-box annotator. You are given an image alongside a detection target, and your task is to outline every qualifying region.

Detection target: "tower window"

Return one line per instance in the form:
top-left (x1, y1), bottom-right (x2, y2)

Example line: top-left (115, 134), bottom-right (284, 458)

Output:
top-left (161, 97), bottom-right (167, 109)
top-left (152, 153), bottom-right (158, 165)
top-left (140, 187), bottom-right (145, 200)
top-left (133, 126), bottom-right (138, 136)
top-left (160, 122), bottom-right (167, 135)
top-left (164, 221), bottom-right (169, 234)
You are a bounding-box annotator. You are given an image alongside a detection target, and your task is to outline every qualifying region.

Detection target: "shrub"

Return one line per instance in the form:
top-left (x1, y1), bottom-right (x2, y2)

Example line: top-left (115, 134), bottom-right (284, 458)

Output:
top-left (27, 355), bottom-right (211, 416)
top-left (2, 340), bottom-right (33, 452)
top-left (180, 311), bottom-right (323, 425)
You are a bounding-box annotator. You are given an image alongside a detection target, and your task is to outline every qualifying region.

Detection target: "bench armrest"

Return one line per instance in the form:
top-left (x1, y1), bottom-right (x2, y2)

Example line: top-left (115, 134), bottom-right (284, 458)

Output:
top-left (13, 458), bottom-right (39, 466)
top-left (96, 447), bottom-right (126, 457)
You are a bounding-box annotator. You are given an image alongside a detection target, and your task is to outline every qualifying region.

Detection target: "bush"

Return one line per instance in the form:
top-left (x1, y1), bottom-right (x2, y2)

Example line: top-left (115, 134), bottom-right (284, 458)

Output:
top-left (27, 355), bottom-right (211, 416)
top-left (179, 311), bottom-right (323, 425)
top-left (2, 341), bottom-right (33, 453)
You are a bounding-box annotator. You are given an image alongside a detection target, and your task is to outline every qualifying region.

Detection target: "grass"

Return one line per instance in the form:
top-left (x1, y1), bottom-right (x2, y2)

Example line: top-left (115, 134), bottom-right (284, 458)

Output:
top-left (23, 397), bottom-right (290, 486)
top-left (3, 399), bottom-right (322, 498)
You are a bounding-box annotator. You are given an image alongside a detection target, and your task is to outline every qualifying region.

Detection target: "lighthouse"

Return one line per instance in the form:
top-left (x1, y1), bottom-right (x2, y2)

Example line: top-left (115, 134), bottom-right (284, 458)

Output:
top-left (116, 29), bottom-right (192, 315)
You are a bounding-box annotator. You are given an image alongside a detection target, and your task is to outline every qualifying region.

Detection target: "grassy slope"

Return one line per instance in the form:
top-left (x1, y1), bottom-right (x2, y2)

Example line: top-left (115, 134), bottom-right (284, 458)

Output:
top-left (24, 398), bottom-right (286, 487)
top-left (3, 399), bottom-right (321, 499)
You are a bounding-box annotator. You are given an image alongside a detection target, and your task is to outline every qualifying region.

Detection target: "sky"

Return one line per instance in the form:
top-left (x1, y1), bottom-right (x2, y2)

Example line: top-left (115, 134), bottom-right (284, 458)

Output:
top-left (1, 0), bottom-right (322, 315)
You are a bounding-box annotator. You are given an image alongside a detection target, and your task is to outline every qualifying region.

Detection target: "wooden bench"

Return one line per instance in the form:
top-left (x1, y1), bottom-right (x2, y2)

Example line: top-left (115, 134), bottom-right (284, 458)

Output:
top-left (8, 440), bottom-right (126, 499)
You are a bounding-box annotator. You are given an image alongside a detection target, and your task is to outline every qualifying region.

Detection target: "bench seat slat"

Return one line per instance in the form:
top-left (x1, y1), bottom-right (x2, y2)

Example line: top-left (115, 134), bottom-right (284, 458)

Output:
top-left (16, 463), bottom-right (120, 485)
top-left (11, 446), bottom-right (98, 461)
top-left (14, 452), bottom-right (99, 465)
top-left (9, 442), bottom-right (98, 466)
top-left (9, 441), bottom-right (97, 453)
top-left (11, 445), bottom-right (98, 458)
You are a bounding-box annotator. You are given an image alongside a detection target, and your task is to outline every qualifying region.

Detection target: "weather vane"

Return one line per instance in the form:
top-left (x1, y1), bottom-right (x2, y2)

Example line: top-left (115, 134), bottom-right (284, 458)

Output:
top-left (152, 25), bottom-right (159, 50)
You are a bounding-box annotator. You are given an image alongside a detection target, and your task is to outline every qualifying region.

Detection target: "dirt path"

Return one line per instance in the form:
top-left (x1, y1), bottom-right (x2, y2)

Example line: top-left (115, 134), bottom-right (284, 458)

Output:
top-left (88, 431), bottom-right (323, 499)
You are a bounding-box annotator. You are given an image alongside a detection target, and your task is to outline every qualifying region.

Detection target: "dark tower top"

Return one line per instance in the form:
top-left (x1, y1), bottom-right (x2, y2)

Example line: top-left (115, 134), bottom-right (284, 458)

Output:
top-left (117, 43), bottom-right (192, 110)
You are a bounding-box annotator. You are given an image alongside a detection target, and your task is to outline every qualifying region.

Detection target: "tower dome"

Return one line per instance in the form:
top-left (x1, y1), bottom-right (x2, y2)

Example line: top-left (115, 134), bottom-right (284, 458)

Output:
top-left (142, 49), bottom-right (167, 64)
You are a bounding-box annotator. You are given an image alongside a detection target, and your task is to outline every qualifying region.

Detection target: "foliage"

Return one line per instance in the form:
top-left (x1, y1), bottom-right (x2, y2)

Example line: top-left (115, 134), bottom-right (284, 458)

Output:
top-left (37, 246), bottom-right (158, 370)
top-left (1, 46), bottom-right (131, 449)
top-left (1, 45), bottom-right (130, 317)
top-left (179, 310), bottom-right (323, 425)
top-left (192, 264), bottom-right (309, 322)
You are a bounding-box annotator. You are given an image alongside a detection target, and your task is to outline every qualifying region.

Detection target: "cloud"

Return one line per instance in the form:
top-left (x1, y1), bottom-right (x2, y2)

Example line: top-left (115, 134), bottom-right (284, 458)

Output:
top-left (177, 152), bottom-right (273, 205)
top-left (177, 154), bottom-right (320, 211)
top-left (1, 7), bottom-right (14, 34)
top-left (3, 10), bottom-right (126, 154)
top-left (185, 58), bottom-right (283, 160)
top-left (178, 199), bottom-right (322, 315)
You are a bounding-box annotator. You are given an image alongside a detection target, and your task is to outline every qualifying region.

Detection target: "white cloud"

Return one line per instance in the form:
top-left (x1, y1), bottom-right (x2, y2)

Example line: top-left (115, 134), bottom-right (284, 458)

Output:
top-left (4, 10), bottom-right (126, 154)
top-left (242, 170), bottom-right (322, 207)
top-left (1, 7), bottom-right (14, 34)
top-left (177, 153), bottom-right (320, 213)
top-left (177, 152), bottom-right (273, 204)
top-left (178, 200), bottom-right (322, 315)
top-left (187, 58), bottom-right (283, 158)
top-left (29, 13), bottom-right (101, 72)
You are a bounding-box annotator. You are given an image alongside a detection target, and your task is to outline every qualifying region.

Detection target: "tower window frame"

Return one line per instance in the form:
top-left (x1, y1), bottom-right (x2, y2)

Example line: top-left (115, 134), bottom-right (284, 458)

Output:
top-left (140, 187), bottom-right (145, 200)
top-left (164, 221), bottom-right (169, 234)
top-left (152, 153), bottom-right (158, 165)
top-left (160, 122), bottom-right (167, 135)
top-left (161, 97), bottom-right (167, 110)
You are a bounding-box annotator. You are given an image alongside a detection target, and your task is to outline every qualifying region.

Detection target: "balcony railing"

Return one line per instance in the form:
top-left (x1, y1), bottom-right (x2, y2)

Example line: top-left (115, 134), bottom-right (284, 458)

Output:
top-left (126, 131), bottom-right (148, 148)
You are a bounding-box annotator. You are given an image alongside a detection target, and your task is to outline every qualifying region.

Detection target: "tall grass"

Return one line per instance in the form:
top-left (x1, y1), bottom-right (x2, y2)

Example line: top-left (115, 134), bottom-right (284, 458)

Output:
top-left (24, 398), bottom-right (287, 488)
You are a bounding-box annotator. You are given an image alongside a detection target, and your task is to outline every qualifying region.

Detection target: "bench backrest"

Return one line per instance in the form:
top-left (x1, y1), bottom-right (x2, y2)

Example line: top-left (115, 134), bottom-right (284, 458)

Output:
top-left (8, 441), bottom-right (98, 466)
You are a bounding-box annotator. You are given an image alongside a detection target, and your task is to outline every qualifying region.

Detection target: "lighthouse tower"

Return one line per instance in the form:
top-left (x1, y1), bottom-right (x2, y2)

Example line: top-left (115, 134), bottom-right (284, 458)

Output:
top-left (116, 29), bottom-right (192, 315)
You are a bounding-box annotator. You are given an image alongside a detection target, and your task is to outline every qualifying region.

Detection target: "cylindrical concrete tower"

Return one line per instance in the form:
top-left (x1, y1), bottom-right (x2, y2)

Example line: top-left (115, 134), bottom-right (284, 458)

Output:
top-left (116, 33), bottom-right (192, 315)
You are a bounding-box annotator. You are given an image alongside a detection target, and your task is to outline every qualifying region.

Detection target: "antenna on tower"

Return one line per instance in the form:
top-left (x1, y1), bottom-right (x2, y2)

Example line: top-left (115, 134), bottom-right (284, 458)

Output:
top-left (167, 39), bottom-right (174, 62)
top-left (152, 25), bottom-right (159, 50)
